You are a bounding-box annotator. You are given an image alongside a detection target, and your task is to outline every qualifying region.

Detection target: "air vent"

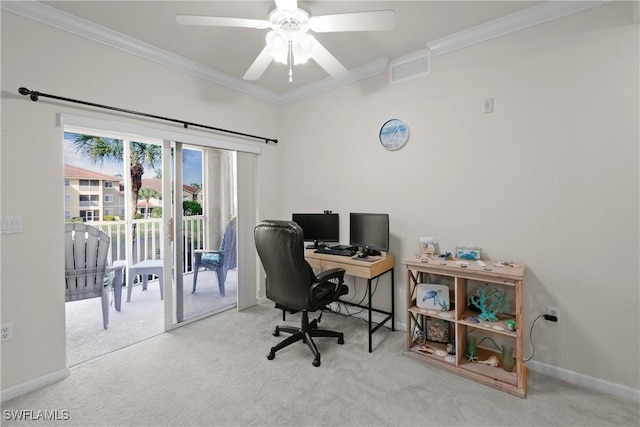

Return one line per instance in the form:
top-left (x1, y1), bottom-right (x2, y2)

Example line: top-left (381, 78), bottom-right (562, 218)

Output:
top-left (389, 50), bottom-right (431, 84)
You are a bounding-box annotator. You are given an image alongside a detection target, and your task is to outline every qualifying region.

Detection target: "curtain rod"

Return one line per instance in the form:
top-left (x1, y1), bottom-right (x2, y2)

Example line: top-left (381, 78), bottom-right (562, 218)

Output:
top-left (18, 87), bottom-right (278, 144)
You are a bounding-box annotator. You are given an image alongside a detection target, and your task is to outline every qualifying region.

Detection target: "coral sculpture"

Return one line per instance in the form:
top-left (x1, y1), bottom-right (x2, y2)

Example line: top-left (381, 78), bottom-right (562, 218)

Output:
top-left (470, 284), bottom-right (509, 322)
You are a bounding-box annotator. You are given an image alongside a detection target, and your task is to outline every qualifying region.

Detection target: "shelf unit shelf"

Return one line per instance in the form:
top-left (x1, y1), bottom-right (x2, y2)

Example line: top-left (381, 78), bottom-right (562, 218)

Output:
top-left (403, 257), bottom-right (527, 398)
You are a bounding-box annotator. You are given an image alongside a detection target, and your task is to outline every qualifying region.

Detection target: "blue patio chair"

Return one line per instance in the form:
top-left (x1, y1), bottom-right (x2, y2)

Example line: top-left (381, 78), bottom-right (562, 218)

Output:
top-left (192, 217), bottom-right (237, 296)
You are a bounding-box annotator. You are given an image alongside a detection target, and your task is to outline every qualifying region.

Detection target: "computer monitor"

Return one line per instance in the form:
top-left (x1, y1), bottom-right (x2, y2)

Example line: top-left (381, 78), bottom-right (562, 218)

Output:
top-left (349, 213), bottom-right (389, 255)
top-left (291, 213), bottom-right (339, 248)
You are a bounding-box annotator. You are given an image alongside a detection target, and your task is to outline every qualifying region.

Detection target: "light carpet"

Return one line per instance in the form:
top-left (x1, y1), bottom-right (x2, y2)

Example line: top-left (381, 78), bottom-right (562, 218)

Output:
top-left (5, 303), bottom-right (639, 427)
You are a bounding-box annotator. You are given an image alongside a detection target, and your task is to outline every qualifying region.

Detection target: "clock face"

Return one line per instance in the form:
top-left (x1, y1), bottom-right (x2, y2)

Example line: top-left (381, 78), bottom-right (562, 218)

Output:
top-left (379, 119), bottom-right (409, 151)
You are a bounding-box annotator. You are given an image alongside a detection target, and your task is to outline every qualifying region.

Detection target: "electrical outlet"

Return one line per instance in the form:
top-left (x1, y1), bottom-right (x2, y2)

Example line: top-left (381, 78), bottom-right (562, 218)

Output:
top-left (1, 323), bottom-right (13, 342)
top-left (546, 306), bottom-right (560, 321)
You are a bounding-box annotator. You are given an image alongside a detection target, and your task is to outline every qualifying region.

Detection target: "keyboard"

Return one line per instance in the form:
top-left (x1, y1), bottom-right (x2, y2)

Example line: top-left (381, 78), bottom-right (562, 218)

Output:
top-left (314, 247), bottom-right (355, 257)
top-left (329, 245), bottom-right (356, 251)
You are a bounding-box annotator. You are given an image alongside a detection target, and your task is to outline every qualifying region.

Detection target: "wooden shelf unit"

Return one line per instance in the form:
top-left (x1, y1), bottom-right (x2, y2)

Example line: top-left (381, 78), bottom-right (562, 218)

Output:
top-left (403, 257), bottom-right (527, 397)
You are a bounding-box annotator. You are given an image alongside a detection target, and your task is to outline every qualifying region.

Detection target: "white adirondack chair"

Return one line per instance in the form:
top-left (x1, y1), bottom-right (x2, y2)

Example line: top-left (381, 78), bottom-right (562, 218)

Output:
top-left (64, 222), bottom-right (116, 329)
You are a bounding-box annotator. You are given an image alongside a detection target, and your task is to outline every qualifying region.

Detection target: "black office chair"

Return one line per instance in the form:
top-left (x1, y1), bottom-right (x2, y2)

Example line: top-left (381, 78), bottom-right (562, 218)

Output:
top-left (254, 220), bottom-right (348, 367)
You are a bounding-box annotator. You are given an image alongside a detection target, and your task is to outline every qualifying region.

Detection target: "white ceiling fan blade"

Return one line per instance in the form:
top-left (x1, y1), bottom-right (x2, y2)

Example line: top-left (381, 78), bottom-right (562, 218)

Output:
top-left (309, 10), bottom-right (396, 33)
top-left (311, 40), bottom-right (348, 78)
top-left (275, 0), bottom-right (297, 12)
top-left (243, 47), bottom-right (273, 81)
top-left (176, 15), bottom-right (270, 29)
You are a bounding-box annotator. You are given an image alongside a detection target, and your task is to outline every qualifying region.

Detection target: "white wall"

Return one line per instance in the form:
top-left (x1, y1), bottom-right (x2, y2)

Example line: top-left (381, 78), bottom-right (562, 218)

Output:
top-left (1, 2), bottom-right (638, 399)
top-left (0, 12), bottom-right (280, 392)
top-left (278, 3), bottom-right (639, 391)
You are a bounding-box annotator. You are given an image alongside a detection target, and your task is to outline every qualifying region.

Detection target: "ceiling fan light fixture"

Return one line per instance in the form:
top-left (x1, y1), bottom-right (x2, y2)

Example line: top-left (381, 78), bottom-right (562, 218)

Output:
top-left (266, 31), bottom-right (288, 64)
top-left (266, 30), bottom-right (317, 65)
top-left (292, 33), bottom-right (315, 64)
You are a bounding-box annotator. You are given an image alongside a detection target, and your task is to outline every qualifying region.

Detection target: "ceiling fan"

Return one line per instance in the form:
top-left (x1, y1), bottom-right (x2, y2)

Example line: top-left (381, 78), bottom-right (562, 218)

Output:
top-left (176, 0), bottom-right (395, 84)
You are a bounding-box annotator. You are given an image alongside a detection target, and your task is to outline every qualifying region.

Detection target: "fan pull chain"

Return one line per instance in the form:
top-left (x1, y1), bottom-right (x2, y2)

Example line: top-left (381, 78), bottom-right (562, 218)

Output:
top-left (288, 39), bottom-right (294, 84)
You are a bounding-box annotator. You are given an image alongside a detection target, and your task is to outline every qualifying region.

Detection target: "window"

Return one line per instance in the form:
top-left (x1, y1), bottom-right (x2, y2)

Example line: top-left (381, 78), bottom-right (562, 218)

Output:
top-left (104, 194), bottom-right (113, 203)
top-left (79, 179), bottom-right (100, 191)
top-left (104, 208), bottom-right (113, 216)
top-left (64, 179), bottom-right (70, 187)
top-left (104, 181), bottom-right (113, 188)
top-left (64, 210), bottom-right (71, 220)
top-left (79, 195), bottom-right (99, 206)
top-left (65, 194), bottom-right (70, 204)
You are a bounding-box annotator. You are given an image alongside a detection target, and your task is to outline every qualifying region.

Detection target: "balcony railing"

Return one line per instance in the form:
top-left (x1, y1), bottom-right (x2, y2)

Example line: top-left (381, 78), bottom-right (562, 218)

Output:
top-left (88, 216), bottom-right (206, 274)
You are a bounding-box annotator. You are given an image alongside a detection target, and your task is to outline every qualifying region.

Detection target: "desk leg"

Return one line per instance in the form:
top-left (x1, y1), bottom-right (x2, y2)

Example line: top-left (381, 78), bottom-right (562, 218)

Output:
top-left (368, 278), bottom-right (373, 353)
top-left (391, 268), bottom-right (395, 331)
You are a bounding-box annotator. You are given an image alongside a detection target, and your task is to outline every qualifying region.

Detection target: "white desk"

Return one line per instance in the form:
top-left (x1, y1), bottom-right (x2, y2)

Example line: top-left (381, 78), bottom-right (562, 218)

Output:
top-left (127, 259), bottom-right (164, 302)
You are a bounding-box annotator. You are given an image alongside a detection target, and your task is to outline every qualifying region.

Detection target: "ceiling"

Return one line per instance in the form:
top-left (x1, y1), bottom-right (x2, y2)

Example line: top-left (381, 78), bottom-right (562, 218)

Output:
top-left (10, 1), bottom-right (605, 102)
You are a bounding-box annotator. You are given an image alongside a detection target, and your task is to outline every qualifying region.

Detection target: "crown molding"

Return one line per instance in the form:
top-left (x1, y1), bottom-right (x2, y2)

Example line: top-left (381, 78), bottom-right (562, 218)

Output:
top-left (1, 1), bottom-right (282, 103)
top-left (1, 1), bottom-right (387, 104)
top-left (3, 1), bottom-right (611, 104)
top-left (426, 1), bottom-right (610, 55)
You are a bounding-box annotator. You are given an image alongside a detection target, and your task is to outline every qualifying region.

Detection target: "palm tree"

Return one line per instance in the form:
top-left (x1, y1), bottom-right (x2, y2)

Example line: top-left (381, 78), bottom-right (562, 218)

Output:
top-left (71, 134), bottom-right (162, 239)
top-left (138, 187), bottom-right (160, 218)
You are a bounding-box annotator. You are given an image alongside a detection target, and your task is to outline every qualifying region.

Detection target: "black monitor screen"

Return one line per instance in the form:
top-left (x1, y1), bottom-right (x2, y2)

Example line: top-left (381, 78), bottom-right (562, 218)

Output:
top-left (292, 213), bottom-right (339, 245)
top-left (349, 213), bottom-right (389, 254)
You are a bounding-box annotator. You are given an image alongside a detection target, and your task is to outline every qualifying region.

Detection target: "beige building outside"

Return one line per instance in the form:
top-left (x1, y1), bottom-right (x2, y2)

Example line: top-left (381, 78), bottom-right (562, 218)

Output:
top-left (64, 164), bottom-right (201, 221)
top-left (64, 164), bottom-right (123, 221)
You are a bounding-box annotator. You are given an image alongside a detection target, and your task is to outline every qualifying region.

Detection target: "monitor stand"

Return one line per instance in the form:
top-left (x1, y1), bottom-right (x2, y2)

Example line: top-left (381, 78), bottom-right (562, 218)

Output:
top-left (306, 240), bottom-right (325, 249)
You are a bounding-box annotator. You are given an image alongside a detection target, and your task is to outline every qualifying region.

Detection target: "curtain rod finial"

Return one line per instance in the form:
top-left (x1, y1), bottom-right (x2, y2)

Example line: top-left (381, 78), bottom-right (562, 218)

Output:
top-left (18, 87), bottom-right (39, 101)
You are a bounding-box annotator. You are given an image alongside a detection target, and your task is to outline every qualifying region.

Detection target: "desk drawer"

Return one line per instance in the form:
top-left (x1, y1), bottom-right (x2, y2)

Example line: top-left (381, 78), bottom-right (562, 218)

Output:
top-left (307, 255), bottom-right (394, 279)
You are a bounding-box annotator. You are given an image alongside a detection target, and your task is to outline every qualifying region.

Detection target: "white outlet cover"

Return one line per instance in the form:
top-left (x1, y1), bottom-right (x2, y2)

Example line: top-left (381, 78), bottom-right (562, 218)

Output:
top-left (1, 323), bottom-right (13, 341)
top-left (483, 97), bottom-right (494, 113)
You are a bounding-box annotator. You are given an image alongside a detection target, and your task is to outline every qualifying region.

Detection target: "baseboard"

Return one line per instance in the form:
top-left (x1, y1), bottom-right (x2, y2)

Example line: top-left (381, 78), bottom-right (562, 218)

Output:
top-left (527, 360), bottom-right (639, 403)
top-left (254, 300), bottom-right (640, 402)
top-left (369, 313), bottom-right (638, 402)
top-left (1, 368), bottom-right (70, 403)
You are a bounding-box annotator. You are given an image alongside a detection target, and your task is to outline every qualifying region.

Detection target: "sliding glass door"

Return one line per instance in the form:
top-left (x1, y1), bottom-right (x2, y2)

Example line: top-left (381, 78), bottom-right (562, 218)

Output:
top-left (63, 113), bottom-right (259, 365)
top-left (168, 142), bottom-right (238, 325)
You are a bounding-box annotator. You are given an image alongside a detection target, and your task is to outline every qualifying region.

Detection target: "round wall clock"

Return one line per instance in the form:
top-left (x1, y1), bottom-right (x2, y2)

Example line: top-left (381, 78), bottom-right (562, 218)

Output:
top-left (379, 119), bottom-right (410, 151)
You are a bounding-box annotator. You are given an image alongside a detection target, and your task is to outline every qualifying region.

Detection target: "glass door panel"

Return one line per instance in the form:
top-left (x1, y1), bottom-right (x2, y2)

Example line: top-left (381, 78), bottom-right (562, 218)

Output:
top-left (171, 143), bottom-right (237, 325)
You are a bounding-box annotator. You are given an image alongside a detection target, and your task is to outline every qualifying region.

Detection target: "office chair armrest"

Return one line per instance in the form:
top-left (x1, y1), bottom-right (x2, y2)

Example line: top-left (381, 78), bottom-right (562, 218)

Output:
top-left (309, 268), bottom-right (346, 308)
top-left (315, 268), bottom-right (345, 283)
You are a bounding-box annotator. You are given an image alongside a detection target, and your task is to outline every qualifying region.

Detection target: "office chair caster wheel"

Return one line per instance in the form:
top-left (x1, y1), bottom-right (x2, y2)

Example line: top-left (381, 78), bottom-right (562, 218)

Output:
top-left (338, 336), bottom-right (344, 345)
top-left (267, 350), bottom-right (275, 360)
top-left (313, 356), bottom-right (321, 367)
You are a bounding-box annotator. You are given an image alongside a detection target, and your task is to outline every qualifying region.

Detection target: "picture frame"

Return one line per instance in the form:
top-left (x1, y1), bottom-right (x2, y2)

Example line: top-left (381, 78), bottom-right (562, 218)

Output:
top-left (425, 318), bottom-right (450, 343)
top-left (416, 283), bottom-right (450, 311)
top-left (455, 246), bottom-right (481, 260)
